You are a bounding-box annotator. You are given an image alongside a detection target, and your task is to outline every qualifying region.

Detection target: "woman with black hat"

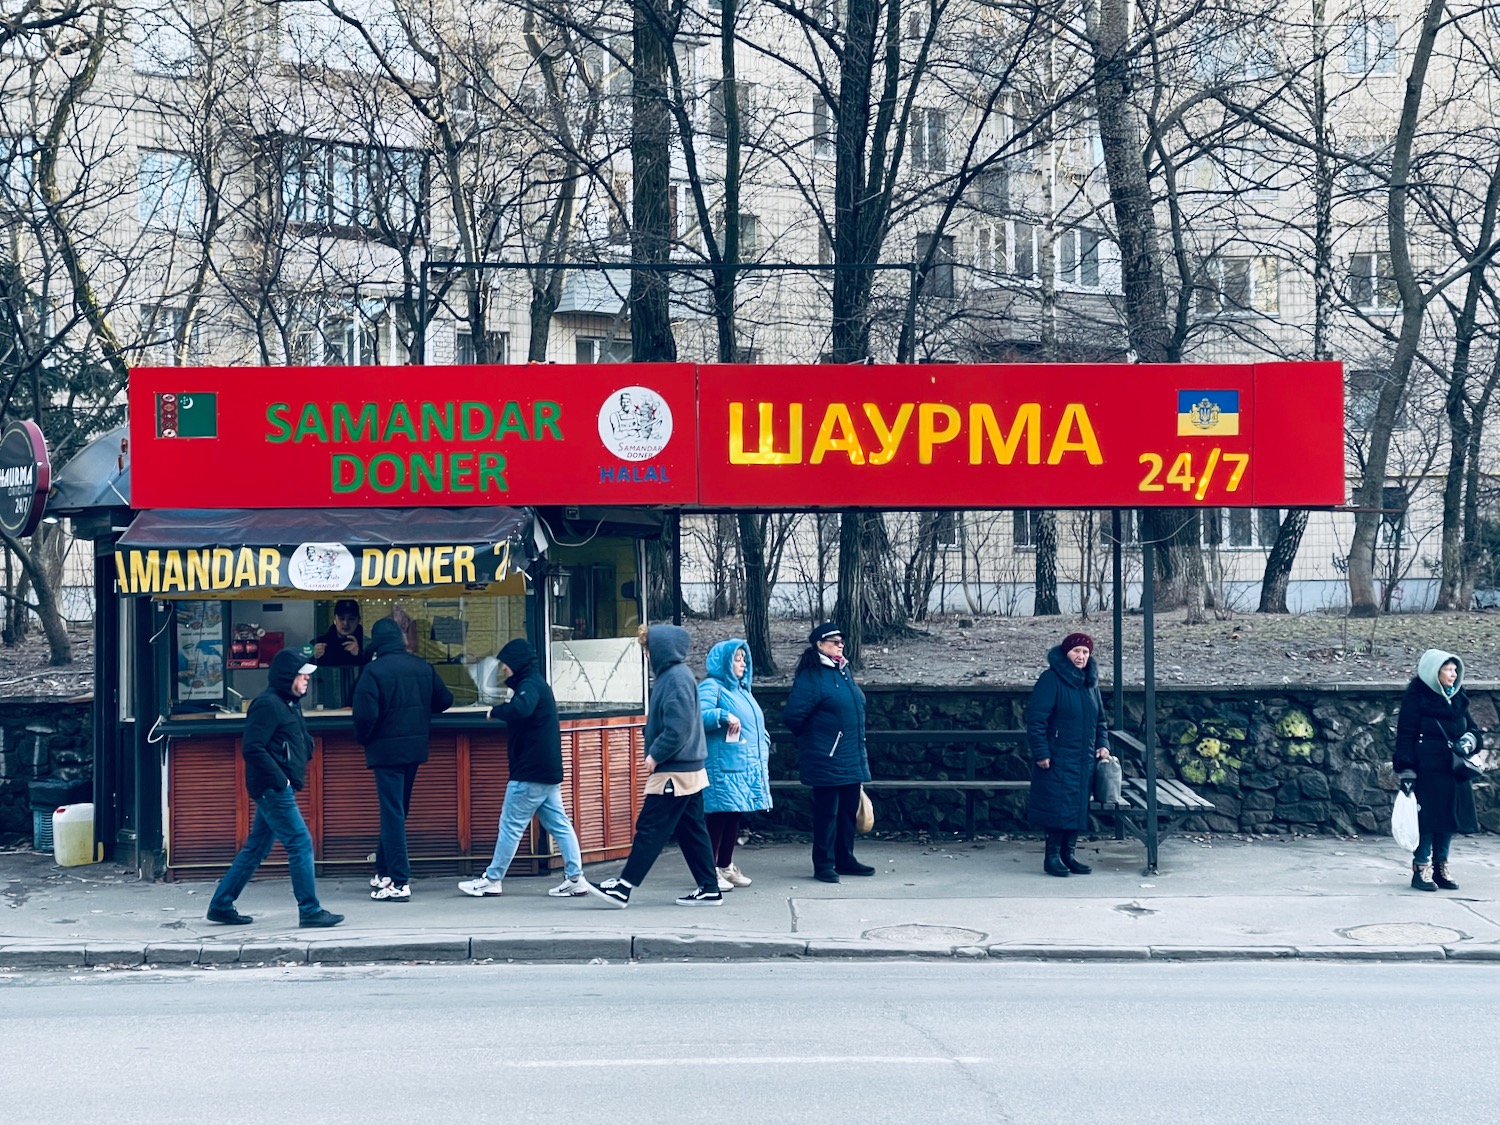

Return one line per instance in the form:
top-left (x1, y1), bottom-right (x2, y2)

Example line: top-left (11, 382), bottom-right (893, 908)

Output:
top-left (1026, 631), bottom-right (1111, 877)
top-left (783, 622), bottom-right (873, 882)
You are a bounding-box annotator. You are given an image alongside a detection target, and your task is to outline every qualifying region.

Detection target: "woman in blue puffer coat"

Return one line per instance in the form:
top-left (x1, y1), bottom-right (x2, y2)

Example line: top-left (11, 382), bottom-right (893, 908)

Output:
top-left (698, 639), bottom-right (772, 889)
top-left (782, 621), bottom-right (872, 883)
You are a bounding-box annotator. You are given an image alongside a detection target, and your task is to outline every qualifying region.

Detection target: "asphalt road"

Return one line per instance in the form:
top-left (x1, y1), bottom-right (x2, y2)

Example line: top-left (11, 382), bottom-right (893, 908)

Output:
top-left (3, 962), bottom-right (1494, 1124)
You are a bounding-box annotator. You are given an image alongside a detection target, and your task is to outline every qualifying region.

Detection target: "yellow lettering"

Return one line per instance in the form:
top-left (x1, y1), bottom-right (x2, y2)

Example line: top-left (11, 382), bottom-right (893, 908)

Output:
top-left (233, 549), bottom-right (257, 587)
top-left (863, 403), bottom-right (914, 465)
top-left (1046, 403), bottom-right (1103, 465)
top-left (186, 550), bottom-right (209, 591)
top-left (258, 549), bottom-right (280, 586)
top-left (211, 548), bottom-right (234, 589)
top-left (386, 549), bottom-right (407, 585)
top-left (161, 551), bottom-right (185, 593)
top-left (918, 403), bottom-right (961, 464)
top-left (361, 549), bottom-right (383, 586)
top-left (969, 403), bottom-right (1041, 465)
top-left (128, 551), bottom-right (160, 595)
top-left (809, 404), bottom-right (866, 465)
top-left (491, 542), bottom-right (509, 580)
top-left (455, 545), bottom-right (476, 582)
top-left (432, 546), bottom-right (453, 584)
top-left (728, 402), bottom-right (804, 465)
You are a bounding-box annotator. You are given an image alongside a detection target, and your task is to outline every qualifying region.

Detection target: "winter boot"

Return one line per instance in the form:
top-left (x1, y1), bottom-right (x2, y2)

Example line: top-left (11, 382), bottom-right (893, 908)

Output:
top-left (1060, 832), bottom-right (1093, 875)
top-left (1411, 861), bottom-right (1438, 892)
top-left (1044, 832), bottom-right (1071, 877)
top-left (1433, 860), bottom-right (1459, 890)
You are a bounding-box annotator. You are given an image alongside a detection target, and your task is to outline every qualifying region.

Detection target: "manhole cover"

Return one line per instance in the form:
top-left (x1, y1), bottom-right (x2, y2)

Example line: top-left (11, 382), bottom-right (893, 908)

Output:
top-left (863, 924), bottom-right (988, 945)
top-left (1342, 922), bottom-right (1463, 944)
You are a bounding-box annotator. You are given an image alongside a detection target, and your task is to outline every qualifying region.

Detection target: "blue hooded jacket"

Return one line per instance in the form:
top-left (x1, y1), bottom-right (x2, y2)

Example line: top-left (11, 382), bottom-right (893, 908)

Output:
top-left (698, 639), bottom-right (772, 813)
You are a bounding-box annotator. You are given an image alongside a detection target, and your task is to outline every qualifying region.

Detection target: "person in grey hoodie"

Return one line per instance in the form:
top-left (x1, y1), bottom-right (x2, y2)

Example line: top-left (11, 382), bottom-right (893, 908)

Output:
top-left (587, 624), bottom-right (723, 908)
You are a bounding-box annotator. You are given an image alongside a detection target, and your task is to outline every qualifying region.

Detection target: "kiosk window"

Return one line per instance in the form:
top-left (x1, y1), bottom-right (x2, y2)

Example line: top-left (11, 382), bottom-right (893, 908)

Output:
top-left (548, 539), bottom-right (646, 712)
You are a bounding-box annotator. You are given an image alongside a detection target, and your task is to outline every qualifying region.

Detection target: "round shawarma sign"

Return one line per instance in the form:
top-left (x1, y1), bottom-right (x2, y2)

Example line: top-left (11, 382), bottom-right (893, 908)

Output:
top-left (597, 386), bottom-right (673, 462)
top-left (0, 420), bottom-right (50, 538)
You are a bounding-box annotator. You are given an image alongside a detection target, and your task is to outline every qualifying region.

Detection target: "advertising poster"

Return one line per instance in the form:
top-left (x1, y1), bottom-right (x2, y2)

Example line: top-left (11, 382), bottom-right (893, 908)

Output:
top-left (175, 600), bottom-right (225, 701)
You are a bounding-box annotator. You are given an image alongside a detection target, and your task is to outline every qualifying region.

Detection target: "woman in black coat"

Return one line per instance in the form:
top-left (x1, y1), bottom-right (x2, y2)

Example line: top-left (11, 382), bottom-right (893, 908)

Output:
top-left (1025, 631), bottom-right (1111, 877)
top-left (1393, 648), bottom-right (1481, 891)
top-left (782, 622), bottom-right (872, 883)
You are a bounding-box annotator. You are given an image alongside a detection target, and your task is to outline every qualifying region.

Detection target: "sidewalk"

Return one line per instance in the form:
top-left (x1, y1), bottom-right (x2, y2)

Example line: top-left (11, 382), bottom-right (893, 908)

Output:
top-left (4, 834), bottom-right (1500, 969)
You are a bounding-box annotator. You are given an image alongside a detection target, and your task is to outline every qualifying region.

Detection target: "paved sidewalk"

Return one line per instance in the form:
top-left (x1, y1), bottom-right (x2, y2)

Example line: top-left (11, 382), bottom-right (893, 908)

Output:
top-left (4, 834), bottom-right (1500, 969)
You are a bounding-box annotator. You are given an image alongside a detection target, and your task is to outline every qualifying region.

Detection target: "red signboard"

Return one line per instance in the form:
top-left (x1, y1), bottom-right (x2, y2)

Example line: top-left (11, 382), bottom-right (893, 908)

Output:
top-left (129, 361), bottom-right (1344, 510)
top-left (128, 364), bottom-right (699, 508)
top-left (697, 361), bottom-right (1343, 508)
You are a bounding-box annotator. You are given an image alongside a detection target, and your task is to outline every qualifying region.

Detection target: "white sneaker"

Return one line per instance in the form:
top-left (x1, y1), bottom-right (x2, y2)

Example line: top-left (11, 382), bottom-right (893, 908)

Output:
top-left (371, 882), bottom-right (411, 902)
top-left (723, 863), bottom-right (752, 887)
top-left (548, 876), bottom-right (591, 898)
top-left (458, 876), bottom-right (502, 897)
top-left (369, 875), bottom-right (386, 890)
top-left (715, 867), bottom-right (735, 891)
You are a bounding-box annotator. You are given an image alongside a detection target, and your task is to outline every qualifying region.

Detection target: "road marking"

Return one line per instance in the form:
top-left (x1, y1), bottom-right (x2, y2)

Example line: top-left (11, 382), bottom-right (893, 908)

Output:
top-left (496, 1056), bottom-right (990, 1068)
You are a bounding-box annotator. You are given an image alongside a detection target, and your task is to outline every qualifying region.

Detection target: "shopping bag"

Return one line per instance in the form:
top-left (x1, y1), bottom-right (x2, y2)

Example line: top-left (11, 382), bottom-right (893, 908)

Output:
top-left (1391, 790), bottom-right (1420, 852)
top-left (855, 786), bottom-right (875, 834)
top-left (1093, 757), bottom-right (1123, 805)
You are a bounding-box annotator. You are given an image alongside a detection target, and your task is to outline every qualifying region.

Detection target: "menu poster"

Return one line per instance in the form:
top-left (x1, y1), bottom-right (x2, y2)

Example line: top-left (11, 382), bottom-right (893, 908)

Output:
top-left (176, 600), bottom-right (225, 701)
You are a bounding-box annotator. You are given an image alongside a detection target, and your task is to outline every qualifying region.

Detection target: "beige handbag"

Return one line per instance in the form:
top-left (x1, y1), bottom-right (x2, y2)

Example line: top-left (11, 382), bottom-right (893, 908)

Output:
top-left (855, 786), bottom-right (875, 834)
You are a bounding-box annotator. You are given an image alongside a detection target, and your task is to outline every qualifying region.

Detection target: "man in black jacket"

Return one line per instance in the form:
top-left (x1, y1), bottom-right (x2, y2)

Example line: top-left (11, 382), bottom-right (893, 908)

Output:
top-left (353, 617), bottom-right (454, 901)
top-left (206, 651), bottom-right (343, 928)
top-left (458, 638), bottom-right (589, 898)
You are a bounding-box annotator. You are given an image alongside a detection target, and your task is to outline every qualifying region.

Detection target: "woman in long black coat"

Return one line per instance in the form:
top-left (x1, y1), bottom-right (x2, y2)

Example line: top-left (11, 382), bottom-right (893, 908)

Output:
top-left (1393, 648), bottom-right (1481, 891)
top-left (1025, 631), bottom-right (1111, 877)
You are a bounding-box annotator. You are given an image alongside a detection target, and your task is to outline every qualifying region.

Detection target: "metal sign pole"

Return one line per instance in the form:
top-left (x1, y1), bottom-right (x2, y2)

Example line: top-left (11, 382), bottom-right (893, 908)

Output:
top-left (1142, 537), bottom-right (1159, 876)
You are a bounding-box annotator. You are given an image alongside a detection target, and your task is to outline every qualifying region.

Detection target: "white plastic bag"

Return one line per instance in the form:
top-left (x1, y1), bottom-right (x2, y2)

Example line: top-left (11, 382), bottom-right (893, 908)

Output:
top-left (1391, 790), bottom-right (1420, 853)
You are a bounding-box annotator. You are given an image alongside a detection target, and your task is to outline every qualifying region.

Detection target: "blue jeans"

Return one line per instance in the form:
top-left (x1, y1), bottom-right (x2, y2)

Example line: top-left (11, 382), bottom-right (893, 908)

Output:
top-left (1415, 832), bottom-right (1452, 864)
top-left (483, 781), bottom-right (584, 882)
top-left (210, 784), bottom-right (322, 919)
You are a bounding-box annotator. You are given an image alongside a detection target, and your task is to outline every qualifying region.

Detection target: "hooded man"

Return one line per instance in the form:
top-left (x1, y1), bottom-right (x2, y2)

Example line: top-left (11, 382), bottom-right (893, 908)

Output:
top-left (457, 638), bottom-right (590, 899)
top-left (352, 617), bottom-right (454, 901)
top-left (586, 624), bottom-right (723, 908)
top-left (206, 650), bottom-right (343, 928)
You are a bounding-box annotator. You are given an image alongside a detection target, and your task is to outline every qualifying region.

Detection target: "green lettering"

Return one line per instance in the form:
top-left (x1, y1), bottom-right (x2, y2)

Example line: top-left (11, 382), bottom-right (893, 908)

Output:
top-left (460, 402), bottom-right (493, 441)
top-left (265, 403), bottom-right (293, 443)
top-left (369, 453), bottom-right (404, 493)
top-left (332, 454), bottom-right (364, 493)
top-left (291, 403), bottom-right (329, 443)
top-left (420, 402), bottom-right (455, 441)
top-left (534, 401), bottom-right (562, 440)
top-left (477, 452), bottom-right (507, 492)
top-left (449, 452), bottom-right (476, 492)
top-left (494, 401), bottom-right (530, 440)
top-left (332, 402), bottom-right (376, 442)
top-left (383, 402), bottom-right (417, 442)
top-left (411, 453), bottom-right (442, 493)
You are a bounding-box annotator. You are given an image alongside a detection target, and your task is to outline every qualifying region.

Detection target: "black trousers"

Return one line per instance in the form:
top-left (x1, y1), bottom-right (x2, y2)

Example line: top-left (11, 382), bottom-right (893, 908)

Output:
top-left (620, 789), bottom-right (718, 891)
top-left (373, 763), bottom-right (419, 886)
top-left (811, 782), bottom-right (861, 874)
top-left (706, 810), bottom-right (741, 868)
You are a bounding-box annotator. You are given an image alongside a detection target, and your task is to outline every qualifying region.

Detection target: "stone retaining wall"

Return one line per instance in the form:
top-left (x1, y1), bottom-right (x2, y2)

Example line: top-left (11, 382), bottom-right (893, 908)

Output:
top-left (0, 700), bottom-right (92, 839)
top-left (752, 685), bottom-right (1500, 838)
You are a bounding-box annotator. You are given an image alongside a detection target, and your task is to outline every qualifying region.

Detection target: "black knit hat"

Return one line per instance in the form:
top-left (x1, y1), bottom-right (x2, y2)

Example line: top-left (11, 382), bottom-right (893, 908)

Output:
top-left (809, 621), bottom-right (844, 644)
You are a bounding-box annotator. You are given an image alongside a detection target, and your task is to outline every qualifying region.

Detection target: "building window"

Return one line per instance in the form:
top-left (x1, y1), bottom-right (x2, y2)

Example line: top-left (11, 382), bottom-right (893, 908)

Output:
top-left (139, 305), bottom-right (195, 366)
top-left (1346, 19), bottom-right (1398, 75)
top-left (1349, 251), bottom-right (1397, 311)
top-left (973, 223), bottom-right (1002, 288)
top-left (916, 233), bottom-right (955, 297)
top-left (812, 99), bottom-right (835, 160)
top-left (138, 151), bottom-right (199, 233)
top-left (272, 137), bottom-right (425, 237)
top-left (1013, 508), bottom-right (1036, 548)
top-left (1203, 508), bottom-right (1284, 548)
top-left (935, 510), bottom-right (962, 550)
top-left (455, 328), bottom-right (475, 365)
top-left (707, 80), bottom-right (755, 140)
top-left (1197, 255), bottom-right (1280, 315)
top-left (1347, 367), bottom-right (1409, 430)
top-left (716, 211), bottom-right (760, 258)
top-left (1012, 221), bottom-right (1037, 279)
top-left (576, 336), bottom-right (633, 363)
top-left (912, 108), bottom-right (948, 172)
top-left (454, 328), bottom-right (507, 365)
top-left (1057, 229), bottom-right (1101, 288)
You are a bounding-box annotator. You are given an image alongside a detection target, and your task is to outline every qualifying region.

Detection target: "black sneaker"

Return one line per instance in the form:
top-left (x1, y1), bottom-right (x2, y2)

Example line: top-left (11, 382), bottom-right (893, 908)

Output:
top-left (836, 862), bottom-right (876, 877)
top-left (298, 909), bottom-right (345, 928)
top-left (206, 905), bottom-right (253, 925)
top-left (814, 870), bottom-right (841, 883)
top-left (675, 887), bottom-right (724, 906)
top-left (587, 878), bottom-right (631, 908)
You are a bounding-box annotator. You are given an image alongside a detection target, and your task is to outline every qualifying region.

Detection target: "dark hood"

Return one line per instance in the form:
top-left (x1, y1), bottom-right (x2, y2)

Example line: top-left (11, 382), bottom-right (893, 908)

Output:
top-left (1046, 644), bottom-right (1096, 688)
top-left (497, 637), bottom-right (535, 684)
top-left (646, 624), bottom-right (692, 675)
top-left (267, 649), bottom-right (306, 700)
top-left (370, 617), bottom-right (407, 657)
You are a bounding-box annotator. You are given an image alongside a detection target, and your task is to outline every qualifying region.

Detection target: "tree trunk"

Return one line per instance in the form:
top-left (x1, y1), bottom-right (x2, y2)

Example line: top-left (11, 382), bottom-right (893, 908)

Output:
top-left (832, 512), bottom-right (863, 666)
top-left (1, 531), bottom-right (72, 665)
top-left (1033, 510), bottom-right (1060, 615)
top-left (630, 0), bottom-right (678, 363)
top-left (1258, 509), bottom-right (1309, 613)
top-left (737, 513), bottom-right (776, 675)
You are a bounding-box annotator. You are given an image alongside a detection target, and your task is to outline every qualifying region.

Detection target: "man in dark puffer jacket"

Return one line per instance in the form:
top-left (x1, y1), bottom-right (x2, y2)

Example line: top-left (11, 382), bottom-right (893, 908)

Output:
top-left (457, 638), bottom-right (589, 899)
top-left (353, 617), bottom-right (453, 901)
top-left (206, 650), bottom-right (343, 928)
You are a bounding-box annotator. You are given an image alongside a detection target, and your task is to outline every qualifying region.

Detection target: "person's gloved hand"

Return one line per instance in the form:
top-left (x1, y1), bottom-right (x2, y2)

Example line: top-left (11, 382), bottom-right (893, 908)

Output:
top-left (1397, 769), bottom-right (1417, 795)
top-left (1457, 732), bottom-right (1478, 757)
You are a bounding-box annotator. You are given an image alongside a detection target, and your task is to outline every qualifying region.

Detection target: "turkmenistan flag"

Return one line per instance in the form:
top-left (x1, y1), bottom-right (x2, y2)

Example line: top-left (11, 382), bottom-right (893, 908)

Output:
top-left (156, 392), bottom-right (217, 438)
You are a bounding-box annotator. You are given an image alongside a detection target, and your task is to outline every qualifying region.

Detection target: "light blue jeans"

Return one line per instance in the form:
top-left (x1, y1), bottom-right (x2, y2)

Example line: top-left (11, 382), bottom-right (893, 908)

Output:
top-left (483, 781), bottom-right (584, 882)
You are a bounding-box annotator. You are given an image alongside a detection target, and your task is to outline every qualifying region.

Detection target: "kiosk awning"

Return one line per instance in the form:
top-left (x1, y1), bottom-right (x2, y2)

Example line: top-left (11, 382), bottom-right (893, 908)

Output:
top-left (114, 507), bottom-right (534, 596)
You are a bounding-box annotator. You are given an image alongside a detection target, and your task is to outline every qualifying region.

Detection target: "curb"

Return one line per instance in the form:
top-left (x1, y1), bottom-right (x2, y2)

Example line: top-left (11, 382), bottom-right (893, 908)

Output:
top-left (4, 935), bottom-right (1500, 970)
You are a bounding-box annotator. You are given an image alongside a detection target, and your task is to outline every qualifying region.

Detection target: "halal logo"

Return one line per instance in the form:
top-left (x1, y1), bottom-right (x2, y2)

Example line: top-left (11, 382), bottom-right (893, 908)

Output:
top-left (598, 386), bottom-right (673, 462)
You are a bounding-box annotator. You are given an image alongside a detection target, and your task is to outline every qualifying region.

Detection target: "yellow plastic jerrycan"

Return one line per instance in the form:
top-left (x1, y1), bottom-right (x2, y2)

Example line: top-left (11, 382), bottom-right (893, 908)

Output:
top-left (52, 803), bottom-right (98, 867)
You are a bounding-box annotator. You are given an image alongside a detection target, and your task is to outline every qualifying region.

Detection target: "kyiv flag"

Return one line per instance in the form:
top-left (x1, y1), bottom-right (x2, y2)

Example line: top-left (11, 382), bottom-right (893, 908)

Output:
top-left (1176, 390), bottom-right (1239, 437)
